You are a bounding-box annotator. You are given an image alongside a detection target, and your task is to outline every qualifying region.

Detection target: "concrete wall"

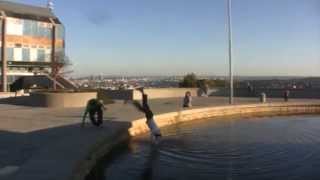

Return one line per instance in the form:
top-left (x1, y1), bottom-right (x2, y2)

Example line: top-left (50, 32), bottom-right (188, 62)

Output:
top-left (99, 89), bottom-right (134, 101)
top-left (29, 92), bottom-right (97, 108)
top-left (211, 88), bottom-right (320, 99)
top-left (100, 88), bottom-right (198, 100)
top-left (128, 102), bottom-right (320, 136)
top-left (133, 88), bottom-right (198, 100)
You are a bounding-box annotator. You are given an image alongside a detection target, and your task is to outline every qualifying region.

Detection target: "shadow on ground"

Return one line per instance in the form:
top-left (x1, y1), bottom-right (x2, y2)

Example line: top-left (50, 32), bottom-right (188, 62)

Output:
top-left (0, 119), bottom-right (132, 180)
top-left (0, 96), bottom-right (41, 107)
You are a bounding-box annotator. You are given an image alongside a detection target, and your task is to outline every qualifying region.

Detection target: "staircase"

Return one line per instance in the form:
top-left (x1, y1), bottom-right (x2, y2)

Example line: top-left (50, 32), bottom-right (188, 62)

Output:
top-left (10, 75), bottom-right (78, 91)
top-left (55, 75), bottom-right (78, 89)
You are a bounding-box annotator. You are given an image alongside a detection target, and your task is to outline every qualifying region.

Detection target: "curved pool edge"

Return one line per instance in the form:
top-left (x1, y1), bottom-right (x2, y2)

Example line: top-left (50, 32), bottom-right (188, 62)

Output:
top-left (70, 126), bottom-right (130, 180)
top-left (129, 102), bottom-right (320, 136)
top-left (74, 102), bottom-right (320, 180)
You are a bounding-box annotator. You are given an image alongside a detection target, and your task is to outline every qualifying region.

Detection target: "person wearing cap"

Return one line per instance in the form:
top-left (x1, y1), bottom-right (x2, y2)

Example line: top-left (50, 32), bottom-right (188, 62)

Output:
top-left (82, 99), bottom-right (106, 127)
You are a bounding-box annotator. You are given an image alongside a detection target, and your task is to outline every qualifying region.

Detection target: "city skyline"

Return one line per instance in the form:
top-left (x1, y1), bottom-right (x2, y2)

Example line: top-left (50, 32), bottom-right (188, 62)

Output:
top-left (8, 0), bottom-right (320, 77)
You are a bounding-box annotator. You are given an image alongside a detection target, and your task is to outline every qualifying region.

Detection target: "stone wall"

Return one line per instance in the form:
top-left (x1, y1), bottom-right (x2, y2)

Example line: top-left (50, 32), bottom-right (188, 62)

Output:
top-left (100, 88), bottom-right (198, 100)
top-left (128, 102), bottom-right (320, 136)
top-left (132, 88), bottom-right (198, 100)
top-left (29, 92), bottom-right (97, 108)
top-left (98, 89), bottom-right (134, 101)
top-left (211, 88), bottom-right (320, 99)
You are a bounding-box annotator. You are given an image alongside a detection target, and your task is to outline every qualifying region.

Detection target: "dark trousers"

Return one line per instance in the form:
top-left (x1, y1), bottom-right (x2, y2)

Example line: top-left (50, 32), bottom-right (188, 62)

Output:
top-left (142, 94), bottom-right (149, 109)
top-left (142, 94), bottom-right (154, 119)
top-left (89, 109), bottom-right (103, 126)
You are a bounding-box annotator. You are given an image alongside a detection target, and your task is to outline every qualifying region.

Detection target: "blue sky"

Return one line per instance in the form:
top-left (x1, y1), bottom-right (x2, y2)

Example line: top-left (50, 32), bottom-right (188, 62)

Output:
top-left (9, 0), bottom-right (320, 77)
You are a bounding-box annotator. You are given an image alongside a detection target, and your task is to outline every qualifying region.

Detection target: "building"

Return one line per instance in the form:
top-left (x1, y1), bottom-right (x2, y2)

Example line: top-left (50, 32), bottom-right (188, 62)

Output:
top-left (0, 1), bottom-right (65, 92)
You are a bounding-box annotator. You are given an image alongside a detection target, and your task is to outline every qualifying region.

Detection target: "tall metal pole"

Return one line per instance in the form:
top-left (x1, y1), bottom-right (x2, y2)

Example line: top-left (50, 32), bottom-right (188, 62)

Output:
top-left (1, 11), bottom-right (7, 92)
top-left (226, 0), bottom-right (234, 104)
top-left (50, 18), bottom-right (57, 90)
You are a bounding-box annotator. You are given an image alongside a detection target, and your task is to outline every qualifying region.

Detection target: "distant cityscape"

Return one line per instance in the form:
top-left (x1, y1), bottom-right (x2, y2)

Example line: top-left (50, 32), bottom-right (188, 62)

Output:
top-left (71, 75), bottom-right (320, 90)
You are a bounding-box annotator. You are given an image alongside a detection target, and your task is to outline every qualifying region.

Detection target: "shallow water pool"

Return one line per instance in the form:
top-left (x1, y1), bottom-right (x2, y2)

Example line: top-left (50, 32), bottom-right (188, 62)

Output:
top-left (94, 115), bottom-right (320, 180)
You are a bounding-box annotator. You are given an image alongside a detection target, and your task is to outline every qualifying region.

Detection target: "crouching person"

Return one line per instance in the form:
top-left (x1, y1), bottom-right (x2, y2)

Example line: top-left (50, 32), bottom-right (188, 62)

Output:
top-left (82, 99), bottom-right (106, 127)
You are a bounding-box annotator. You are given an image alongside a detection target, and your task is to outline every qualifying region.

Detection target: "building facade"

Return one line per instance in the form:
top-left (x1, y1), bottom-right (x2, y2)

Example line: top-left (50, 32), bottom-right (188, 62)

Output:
top-left (0, 1), bottom-right (65, 91)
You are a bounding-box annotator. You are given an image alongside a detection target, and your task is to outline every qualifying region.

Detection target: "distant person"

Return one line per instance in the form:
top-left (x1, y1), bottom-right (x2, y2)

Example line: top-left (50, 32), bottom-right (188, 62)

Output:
top-left (247, 82), bottom-right (254, 96)
top-left (82, 99), bottom-right (106, 127)
top-left (198, 80), bottom-right (209, 97)
top-left (132, 87), bottom-right (162, 143)
top-left (183, 91), bottom-right (192, 108)
top-left (284, 90), bottom-right (290, 102)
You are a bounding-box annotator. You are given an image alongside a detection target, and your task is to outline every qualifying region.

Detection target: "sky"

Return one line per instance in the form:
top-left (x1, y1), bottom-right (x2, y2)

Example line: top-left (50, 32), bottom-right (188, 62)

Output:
top-left (7, 0), bottom-right (320, 77)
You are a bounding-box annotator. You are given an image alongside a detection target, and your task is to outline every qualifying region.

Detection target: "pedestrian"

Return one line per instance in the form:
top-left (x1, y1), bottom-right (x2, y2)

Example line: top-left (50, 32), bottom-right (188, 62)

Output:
top-left (183, 91), bottom-right (192, 108)
top-left (132, 87), bottom-right (162, 143)
top-left (82, 99), bottom-right (106, 127)
top-left (284, 90), bottom-right (290, 102)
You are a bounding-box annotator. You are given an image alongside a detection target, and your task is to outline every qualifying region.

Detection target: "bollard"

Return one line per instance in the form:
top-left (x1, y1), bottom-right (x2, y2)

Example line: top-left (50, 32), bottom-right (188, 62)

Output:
top-left (260, 93), bottom-right (266, 103)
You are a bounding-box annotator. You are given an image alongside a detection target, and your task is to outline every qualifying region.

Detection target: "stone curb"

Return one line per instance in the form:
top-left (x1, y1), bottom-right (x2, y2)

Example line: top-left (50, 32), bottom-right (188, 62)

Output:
top-left (75, 102), bottom-right (320, 180)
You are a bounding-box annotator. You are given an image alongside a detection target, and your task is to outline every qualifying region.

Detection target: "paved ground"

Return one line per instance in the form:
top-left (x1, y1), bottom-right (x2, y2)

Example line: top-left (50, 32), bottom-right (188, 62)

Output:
top-left (0, 96), bottom-right (319, 180)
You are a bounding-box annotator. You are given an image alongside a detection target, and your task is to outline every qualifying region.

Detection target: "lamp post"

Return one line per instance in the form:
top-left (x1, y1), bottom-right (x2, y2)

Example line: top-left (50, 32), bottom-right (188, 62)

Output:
top-left (1, 11), bottom-right (7, 92)
top-left (226, 0), bottom-right (234, 104)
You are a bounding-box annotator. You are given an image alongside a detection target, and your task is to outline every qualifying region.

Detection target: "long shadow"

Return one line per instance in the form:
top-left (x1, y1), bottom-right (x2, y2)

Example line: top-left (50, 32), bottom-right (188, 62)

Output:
top-left (0, 96), bottom-right (42, 107)
top-left (0, 119), bottom-right (132, 180)
top-left (53, 115), bottom-right (118, 121)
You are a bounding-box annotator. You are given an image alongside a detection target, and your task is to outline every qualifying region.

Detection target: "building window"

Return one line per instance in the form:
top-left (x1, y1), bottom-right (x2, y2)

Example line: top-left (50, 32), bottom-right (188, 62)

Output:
top-left (56, 24), bottom-right (65, 39)
top-left (22, 48), bottom-right (30, 61)
top-left (6, 48), bottom-right (14, 61)
top-left (23, 19), bottom-right (54, 38)
top-left (37, 49), bottom-right (45, 61)
top-left (23, 20), bottom-right (32, 35)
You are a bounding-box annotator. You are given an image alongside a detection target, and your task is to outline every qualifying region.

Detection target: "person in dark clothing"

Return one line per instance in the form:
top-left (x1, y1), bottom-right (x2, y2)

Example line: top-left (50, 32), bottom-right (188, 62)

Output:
top-left (132, 88), bottom-right (162, 142)
top-left (82, 99), bottom-right (106, 127)
top-left (183, 91), bottom-right (192, 108)
top-left (284, 90), bottom-right (290, 102)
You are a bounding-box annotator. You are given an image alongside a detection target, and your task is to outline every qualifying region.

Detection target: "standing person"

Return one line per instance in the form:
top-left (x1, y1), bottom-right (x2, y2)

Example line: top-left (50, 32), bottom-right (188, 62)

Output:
top-left (284, 90), bottom-right (290, 102)
top-left (183, 91), bottom-right (192, 108)
top-left (82, 99), bottom-right (106, 127)
top-left (132, 88), bottom-right (162, 142)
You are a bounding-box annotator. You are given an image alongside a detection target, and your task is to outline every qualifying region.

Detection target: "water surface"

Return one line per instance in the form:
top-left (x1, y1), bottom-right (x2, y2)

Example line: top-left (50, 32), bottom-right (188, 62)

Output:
top-left (98, 116), bottom-right (320, 180)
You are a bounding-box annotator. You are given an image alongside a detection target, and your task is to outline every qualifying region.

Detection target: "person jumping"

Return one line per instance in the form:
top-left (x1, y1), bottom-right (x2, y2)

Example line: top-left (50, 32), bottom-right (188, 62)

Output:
top-left (132, 88), bottom-right (162, 142)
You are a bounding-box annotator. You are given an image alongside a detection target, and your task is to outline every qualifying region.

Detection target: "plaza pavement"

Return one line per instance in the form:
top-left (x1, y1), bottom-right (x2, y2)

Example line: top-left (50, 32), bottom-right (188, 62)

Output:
top-left (0, 96), bottom-right (319, 180)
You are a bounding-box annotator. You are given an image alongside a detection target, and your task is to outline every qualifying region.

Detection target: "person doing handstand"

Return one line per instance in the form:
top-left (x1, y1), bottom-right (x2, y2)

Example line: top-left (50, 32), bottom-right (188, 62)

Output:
top-left (132, 88), bottom-right (162, 142)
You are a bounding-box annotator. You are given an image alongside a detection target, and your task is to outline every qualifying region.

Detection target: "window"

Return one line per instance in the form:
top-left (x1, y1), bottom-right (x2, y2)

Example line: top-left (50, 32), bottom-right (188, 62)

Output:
top-left (56, 24), bottom-right (65, 39)
top-left (23, 20), bottom-right (32, 35)
top-left (37, 49), bottom-right (45, 61)
top-left (23, 20), bottom-right (39, 37)
top-left (6, 48), bottom-right (14, 61)
top-left (22, 48), bottom-right (30, 61)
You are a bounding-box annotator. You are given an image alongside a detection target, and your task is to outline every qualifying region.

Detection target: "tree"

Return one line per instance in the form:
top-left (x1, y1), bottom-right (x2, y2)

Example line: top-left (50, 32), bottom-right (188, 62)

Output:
top-left (179, 73), bottom-right (198, 87)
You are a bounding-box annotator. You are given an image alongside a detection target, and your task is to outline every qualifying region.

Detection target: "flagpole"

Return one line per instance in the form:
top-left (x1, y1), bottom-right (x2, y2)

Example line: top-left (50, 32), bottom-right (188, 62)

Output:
top-left (227, 0), bottom-right (234, 104)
